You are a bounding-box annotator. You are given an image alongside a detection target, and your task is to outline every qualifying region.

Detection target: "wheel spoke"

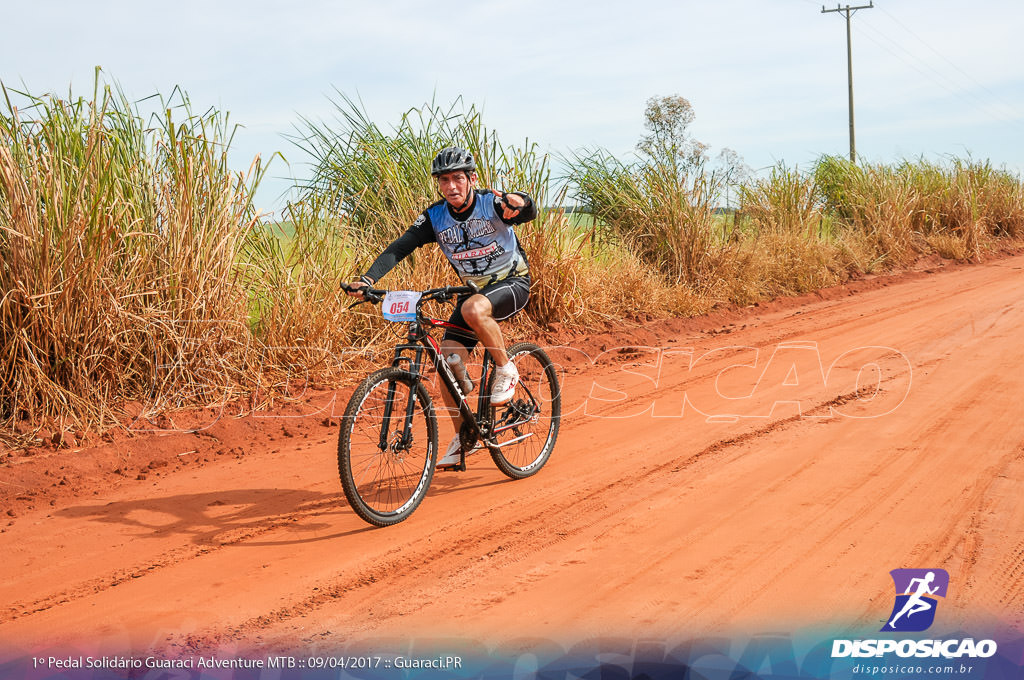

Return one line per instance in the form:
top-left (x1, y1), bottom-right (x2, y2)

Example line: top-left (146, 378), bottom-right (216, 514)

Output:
top-left (338, 370), bottom-right (436, 526)
top-left (487, 343), bottom-right (561, 479)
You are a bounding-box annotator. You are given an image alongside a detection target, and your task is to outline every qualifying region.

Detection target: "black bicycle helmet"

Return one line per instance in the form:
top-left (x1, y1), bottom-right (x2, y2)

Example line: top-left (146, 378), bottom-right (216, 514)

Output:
top-left (431, 146), bottom-right (476, 176)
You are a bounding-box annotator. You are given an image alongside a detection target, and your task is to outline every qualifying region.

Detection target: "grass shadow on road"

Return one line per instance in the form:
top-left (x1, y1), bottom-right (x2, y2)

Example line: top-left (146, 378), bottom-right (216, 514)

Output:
top-left (56, 488), bottom-right (376, 545)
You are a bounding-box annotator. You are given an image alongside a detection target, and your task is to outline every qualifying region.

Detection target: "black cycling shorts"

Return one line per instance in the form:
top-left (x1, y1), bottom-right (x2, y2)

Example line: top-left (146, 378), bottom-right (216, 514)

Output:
top-left (442, 275), bottom-right (531, 350)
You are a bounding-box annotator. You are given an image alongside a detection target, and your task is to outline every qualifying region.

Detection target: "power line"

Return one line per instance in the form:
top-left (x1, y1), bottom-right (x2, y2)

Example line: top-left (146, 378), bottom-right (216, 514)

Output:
top-left (821, 2), bottom-right (874, 163)
top-left (874, 4), bottom-right (1022, 121)
top-left (807, 0), bottom-right (1024, 139)
top-left (852, 20), bottom-right (1024, 132)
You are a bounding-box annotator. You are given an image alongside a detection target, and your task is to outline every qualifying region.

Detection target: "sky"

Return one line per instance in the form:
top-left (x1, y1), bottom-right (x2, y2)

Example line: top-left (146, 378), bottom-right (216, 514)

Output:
top-left (2, 0), bottom-right (1022, 215)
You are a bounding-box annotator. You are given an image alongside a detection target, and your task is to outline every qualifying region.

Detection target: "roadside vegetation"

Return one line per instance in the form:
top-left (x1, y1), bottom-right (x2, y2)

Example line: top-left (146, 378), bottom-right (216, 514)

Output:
top-left (1, 78), bottom-right (271, 443)
top-left (2, 80), bottom-right (1022, 446)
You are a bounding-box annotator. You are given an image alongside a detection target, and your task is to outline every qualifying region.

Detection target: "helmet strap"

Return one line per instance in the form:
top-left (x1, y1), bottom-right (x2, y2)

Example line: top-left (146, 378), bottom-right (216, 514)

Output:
top-left (452, 171), bottom-right (476, 213)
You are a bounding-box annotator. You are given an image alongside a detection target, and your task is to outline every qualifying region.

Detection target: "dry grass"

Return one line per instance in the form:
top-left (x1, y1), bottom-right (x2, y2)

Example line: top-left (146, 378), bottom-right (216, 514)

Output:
top-left (1, 78), bottom-right (267, 443)
top-left (568, 150), bottom-right (728, 291)
top-left (815, 155), bottom-right (1024, 266)
top-left (3, 80), bottom-right (1023, 444)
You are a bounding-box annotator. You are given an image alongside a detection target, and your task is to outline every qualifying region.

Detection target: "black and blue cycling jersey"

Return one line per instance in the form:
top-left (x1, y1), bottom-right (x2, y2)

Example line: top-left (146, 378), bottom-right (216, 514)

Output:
top-left (362, 189), bottom-right (536, 288)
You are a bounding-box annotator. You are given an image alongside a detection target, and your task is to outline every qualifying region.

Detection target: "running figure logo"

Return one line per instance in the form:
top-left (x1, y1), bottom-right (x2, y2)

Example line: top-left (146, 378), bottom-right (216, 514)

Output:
top-left (881, 568), bottom-right (949, 632)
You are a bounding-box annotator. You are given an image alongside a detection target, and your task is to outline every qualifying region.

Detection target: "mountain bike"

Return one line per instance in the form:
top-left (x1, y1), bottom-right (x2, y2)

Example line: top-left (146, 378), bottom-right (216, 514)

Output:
top-left (337, 283), bottom-right (561, 527)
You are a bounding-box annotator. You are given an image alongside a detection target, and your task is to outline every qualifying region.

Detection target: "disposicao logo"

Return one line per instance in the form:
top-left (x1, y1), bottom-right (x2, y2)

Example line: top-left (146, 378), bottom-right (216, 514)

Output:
top-left (831, 568), bottom-right (998, 660)
top-left (881, 568), bottom-right (949, 632)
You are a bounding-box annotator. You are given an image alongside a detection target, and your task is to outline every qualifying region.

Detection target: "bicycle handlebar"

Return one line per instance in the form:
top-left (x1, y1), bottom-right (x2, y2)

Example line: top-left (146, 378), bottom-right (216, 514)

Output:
top-left (421, 281), bottom-right (480, 302)
top-left (341, 281), bottom-right (480, 307)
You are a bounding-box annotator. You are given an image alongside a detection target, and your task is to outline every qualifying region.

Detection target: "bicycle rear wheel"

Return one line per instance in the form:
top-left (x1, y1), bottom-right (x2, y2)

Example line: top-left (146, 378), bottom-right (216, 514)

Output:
top-left (486, 342), bottom-right (561, 479)
top-left (338, 368), bottom-right (437, 526)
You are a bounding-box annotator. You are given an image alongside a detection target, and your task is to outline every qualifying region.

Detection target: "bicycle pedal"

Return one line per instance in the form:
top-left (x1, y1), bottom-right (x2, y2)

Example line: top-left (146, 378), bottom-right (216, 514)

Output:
top-left (436, 460), bottom-right (467, 472)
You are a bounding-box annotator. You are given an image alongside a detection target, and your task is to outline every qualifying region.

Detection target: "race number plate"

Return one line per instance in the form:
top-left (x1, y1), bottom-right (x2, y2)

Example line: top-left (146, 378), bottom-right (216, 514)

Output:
top-left (381, 291), bottom-right (421, 322)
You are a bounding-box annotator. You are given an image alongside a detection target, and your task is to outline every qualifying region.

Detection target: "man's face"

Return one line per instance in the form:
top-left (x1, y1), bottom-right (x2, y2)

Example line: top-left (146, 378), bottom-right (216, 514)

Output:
top-left (435, 170), bottom-right (476, 208)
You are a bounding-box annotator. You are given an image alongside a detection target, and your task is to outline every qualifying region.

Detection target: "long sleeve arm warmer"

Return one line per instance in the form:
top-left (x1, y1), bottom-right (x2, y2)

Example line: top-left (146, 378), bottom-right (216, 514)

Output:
top-left (361, 214), bottom-right (436, 283)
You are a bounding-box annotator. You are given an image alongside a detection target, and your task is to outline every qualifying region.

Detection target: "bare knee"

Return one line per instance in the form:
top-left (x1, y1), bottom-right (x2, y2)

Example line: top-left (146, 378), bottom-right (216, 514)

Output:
top-left (460, 295), bottom-right (492, 327)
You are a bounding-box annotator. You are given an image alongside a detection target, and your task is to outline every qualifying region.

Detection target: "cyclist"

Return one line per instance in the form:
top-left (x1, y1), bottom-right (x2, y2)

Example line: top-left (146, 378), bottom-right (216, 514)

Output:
top-left (345, 146), bottom-right (537, 467)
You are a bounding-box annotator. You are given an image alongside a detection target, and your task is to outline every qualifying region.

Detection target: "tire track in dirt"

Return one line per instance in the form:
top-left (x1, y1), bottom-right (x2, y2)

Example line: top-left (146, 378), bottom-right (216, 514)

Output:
top-left (942, 443), bottom-right (1024, 629)
top-left (598, 388), bottom-right (932, 631)
top-left (534, 260), bottom-right (1009, 447)
top-left (186, 383), bottom-right (908, 651)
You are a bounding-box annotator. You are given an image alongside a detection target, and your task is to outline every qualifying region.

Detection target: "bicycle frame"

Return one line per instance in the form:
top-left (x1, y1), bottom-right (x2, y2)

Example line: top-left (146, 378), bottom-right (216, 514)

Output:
top-left (350, 282), bottom-right (545, 467)
top-left (387, 313), bottom-right (496, 448)
top-left (393, 319), bottom-right (547, 451)
top-left (348, 283), bottom-right (494, 460)
top-left (338, 282), bottom-right (561, 526)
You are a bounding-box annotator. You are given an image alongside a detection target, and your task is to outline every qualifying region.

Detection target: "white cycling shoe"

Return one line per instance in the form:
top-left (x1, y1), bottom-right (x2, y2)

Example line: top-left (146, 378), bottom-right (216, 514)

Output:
top-left (437, 434), bottom-right (463, 467)
top-left (438, 433), bottom-right (479, 468)
top-left (490, 361), bottom-right (520, 405)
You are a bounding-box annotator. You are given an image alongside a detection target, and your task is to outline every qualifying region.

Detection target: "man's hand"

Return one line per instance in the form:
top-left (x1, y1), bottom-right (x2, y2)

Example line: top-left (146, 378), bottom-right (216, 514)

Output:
top-left (494, 190), bottom-right (525, 220)
top-left (342, 280), bottom-right (370, 300)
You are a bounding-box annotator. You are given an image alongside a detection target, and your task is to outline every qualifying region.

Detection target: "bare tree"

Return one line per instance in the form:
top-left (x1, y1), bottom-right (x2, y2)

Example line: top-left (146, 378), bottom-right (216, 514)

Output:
top-left (716, 147), bottom-right (752, 211)
top-left (637, 95), bottom-right (708, 174)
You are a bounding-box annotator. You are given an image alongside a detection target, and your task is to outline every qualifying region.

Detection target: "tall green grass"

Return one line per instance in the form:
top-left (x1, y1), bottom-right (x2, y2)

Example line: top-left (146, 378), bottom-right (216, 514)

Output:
top-left (286, 95), bottom-right (615, 333)
top-left (733, 164), bottom-right (847, 299)
top-left (569, 149), bottom-right (729, 291)
top-left (568, 151), bottom-right (1024, 311)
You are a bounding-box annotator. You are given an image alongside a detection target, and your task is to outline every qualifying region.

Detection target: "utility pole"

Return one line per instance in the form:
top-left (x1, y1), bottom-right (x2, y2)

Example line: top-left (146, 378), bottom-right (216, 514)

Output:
top-left (822, 2), bottom-right (873, 163)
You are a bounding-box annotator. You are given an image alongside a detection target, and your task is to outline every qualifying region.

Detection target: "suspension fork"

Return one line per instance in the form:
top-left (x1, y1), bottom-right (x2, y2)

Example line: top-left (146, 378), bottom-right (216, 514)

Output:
top-left (378, 379), bottom-right (398, 451)
top-left (378, 344), bottom-right (428, 451)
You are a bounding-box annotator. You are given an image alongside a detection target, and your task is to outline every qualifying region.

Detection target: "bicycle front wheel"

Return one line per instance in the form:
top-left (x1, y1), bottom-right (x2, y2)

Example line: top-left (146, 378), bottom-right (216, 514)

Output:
top-left (486, 342), bottom-right (561, 479)
top-left (338, 368), bottom-right (438, 526)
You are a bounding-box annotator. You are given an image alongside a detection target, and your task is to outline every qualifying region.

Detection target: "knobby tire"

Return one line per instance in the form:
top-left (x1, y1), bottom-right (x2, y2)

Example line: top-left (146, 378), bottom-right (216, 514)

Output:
top-left (486, 342), bottom-right (561, 480)
top-left (337, 368), bottom-right (437, 527)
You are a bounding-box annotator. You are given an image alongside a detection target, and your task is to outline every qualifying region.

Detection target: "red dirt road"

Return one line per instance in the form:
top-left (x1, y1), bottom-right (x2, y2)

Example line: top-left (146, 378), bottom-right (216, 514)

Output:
top-left (2, 254), bottom-right (1024, 657)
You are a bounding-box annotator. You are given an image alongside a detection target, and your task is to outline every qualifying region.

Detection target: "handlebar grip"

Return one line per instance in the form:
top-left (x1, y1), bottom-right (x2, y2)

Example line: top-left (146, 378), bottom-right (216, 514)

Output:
top-left (341, 282), bottom-right (386, 303)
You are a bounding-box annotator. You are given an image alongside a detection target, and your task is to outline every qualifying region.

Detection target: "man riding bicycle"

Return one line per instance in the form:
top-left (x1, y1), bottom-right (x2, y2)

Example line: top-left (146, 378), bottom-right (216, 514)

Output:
top-left (345, 146), bottom-right (537, 467)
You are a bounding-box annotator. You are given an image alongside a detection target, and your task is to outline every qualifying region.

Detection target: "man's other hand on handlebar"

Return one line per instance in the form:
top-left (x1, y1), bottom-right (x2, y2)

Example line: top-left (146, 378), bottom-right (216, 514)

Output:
top-left (343, 278), bottom-right (373, 301)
